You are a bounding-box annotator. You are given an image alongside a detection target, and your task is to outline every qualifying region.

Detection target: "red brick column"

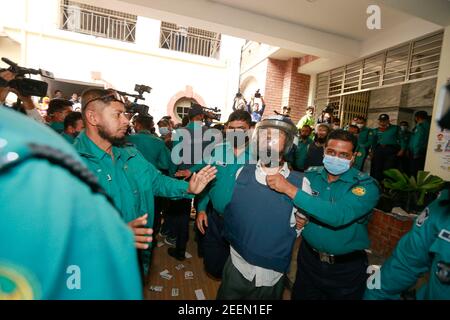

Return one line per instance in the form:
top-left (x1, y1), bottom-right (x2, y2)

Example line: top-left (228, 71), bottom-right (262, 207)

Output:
top-left (263, 58), bottom-right (310, 124)
top-left (368, 209), bottom-right (414, 258)
top-left (264, 58), bottom-right (286, 117)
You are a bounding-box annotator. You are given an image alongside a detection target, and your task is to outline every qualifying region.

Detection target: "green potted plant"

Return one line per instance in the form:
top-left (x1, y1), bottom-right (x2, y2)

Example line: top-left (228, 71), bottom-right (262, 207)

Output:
top-left (381, 169), bottom-right (445, 214)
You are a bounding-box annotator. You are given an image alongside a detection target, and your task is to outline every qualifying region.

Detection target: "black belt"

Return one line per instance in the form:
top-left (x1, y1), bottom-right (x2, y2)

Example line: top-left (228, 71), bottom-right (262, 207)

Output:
top-left (303, 240), bottom-right (366, 265)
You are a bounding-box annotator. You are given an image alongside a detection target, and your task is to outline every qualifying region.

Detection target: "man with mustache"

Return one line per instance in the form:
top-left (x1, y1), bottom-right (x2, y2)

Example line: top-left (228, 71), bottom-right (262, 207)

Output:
top-left (304, 124), bottom-right (331, 170)
top-left (73, 88), bottom-right (217, 278)
top-left (196, 110), bottom-right (253, 279)
top-left (217, 115), bottom-right (304, 300)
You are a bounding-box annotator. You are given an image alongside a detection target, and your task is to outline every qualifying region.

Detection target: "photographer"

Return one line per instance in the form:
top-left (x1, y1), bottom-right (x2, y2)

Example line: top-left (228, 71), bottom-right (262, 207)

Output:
top-left (317, 105), bottom-right (335, 127)
top-left (247, 90), bottom-right (266, 123)
top-left (232, 92), bottom-right (247, 112)
top-left (1, 72), bottom-right (45, 123)
top-left (0, 59), bottom-right (48, 123)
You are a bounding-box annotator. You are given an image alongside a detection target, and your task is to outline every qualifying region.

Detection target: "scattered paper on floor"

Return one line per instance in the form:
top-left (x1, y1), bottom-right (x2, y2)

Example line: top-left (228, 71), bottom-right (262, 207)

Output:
top-left (195, 289), bottom-right (206, 300)
top-left (171, 288), bottom-right (179, 297)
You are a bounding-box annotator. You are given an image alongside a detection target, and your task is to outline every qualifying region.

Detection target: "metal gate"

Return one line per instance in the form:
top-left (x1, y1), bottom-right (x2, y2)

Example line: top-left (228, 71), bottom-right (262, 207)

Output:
top-left (339, 91), bottom-right (370, 127)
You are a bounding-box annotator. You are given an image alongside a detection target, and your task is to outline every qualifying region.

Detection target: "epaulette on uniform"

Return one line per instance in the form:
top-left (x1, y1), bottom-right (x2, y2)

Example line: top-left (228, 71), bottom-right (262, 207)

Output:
top-left (0, 140), bottom-right (115, 207)
top-left (306, 166), bottom-right (322, 173)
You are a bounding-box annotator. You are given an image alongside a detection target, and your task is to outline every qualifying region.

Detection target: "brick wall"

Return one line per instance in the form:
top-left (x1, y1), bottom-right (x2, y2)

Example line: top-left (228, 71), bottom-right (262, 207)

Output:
top-left (264, 58), bottom-right (310, 124)
top-left (264, 58), bottom-right (285, 117)
top-left (368, 209), bottom-right (414, 258)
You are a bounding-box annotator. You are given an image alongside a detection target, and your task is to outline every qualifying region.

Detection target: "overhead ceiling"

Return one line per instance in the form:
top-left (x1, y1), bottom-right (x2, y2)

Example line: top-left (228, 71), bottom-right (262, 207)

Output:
top-left (210, 0), bottom-right (413, 41)
top-left (74, 0), bottom-right (447, 73)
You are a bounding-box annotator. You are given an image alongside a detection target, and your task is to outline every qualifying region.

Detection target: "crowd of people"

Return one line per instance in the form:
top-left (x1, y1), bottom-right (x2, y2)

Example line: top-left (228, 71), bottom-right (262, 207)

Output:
top-left (293, 106), bottom-right (432, 182)
top-left (0, 66), bottom-right (449, 300)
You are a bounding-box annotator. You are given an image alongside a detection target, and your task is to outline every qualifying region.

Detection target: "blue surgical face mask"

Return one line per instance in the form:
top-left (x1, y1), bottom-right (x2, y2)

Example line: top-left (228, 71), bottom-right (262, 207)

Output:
top-left (323, 154), bottom-right (351, 176)
top-left (159, 127), bottom-right (170, 136)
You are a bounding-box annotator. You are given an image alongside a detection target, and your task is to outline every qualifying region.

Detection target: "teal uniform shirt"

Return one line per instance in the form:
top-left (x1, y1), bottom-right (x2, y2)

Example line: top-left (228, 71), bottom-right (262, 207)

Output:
top-left (172, 121), bottom-right (208, 171)
top-left (353, 145), bottom-right (367, 171)
top-left (400, 130), bottom-right (412, 152)
top-left (74, 131), bottom-right (193, 225)
top-left (61, 132), bottom-right (75, 144)
top-left (48, 121), bottom-right (65, 134)
top-left (358, 126), bottom-right (375, 151)
top-left (197, 142), bottom-right (253, 215)
top-left (409, 120), bottom-right (431, 157)
top-left (127, 130), bottom-right (175, 176)
top-left (365, 189), bottom-right (450, 300)
top-left (293, 167), bottom-right (380, 255)
top-left (293, 137), bottom-right (313, 171)
top-left (372, 125), bottom-right (404, 149)
top-left (0, 106), bottom-right (142, 299)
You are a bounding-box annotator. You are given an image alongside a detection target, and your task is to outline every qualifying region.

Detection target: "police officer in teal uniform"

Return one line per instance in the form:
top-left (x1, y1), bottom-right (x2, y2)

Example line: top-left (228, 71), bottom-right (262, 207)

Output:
top-left (46, 99), bottom-right (73, 134)
top-left (409, 111), bottom-right (431, 177)
top-left (127, 114), bottom-right (175, 176)
top-left (399, 121), bottom-right (412, 175)
top-left (364, 88), bottom-right (450, 300)
top-left (267, 129), bottom-right (380, 299)
top-left (348, 124), bottom-right (367, 171)
top-left (73, 88), bottom-right (217, 275)
top-left (127, 114), bottom-right (176, 245)
top-left (352, 116), bottom-right (374, 171)
top-left (0, 71), bottom-right (142, 299)
top-left (292, 124), bottom-right (313, 171)
top-left (354, 116), bottom-right (374, 151)
top-left (61, 111), bottom-right (84, 144)
top-left (370, 114), bottom-right (406, 182)
top-left (196, 110), bottom-right (253, 279)
top-left (168, 104), bottom-right (211, 261)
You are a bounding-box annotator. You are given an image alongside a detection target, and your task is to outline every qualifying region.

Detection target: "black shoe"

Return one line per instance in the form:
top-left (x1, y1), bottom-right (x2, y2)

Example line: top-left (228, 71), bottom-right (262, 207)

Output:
top-left (168, 247), bottom-right (185, 261)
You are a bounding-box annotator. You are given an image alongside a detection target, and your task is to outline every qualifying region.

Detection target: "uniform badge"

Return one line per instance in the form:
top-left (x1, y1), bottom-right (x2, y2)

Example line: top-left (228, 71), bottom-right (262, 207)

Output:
top-left (352, 186), bottom-right (366, 196)
top-left (438, 229), bottom-right (450, 242)
top-left (415, 208), bottom-right (429, 227)
top-left (436, 261), bottom-right (450, 284)
top-left (0, 266), bottom-right (35, 300)
top-left (214, 161), bottom-right (227, 167)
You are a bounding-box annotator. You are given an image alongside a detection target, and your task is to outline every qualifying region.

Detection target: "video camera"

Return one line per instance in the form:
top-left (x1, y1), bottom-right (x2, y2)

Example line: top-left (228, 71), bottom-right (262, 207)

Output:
top-left (116, 83), bottom-right (152, 116)
top-left (134, 84), bottom-right (152, 97)
top-left (0, 57), bottom-right (54, 97)
top-left (254, 89), bottom-right (261, 98)
top-left (195, 103), bottom-right (221, 122)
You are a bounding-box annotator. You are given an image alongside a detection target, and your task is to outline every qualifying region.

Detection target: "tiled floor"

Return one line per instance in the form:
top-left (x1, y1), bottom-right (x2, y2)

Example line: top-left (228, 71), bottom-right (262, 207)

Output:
top-left (144, 221), bottom-right (293, 300)
top-left (144, 221), bottom-right (386, 300)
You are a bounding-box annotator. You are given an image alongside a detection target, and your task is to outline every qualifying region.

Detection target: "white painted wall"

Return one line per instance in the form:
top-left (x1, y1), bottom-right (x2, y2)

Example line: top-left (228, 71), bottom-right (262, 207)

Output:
top-left (0, 0), bottom-right (244, 123)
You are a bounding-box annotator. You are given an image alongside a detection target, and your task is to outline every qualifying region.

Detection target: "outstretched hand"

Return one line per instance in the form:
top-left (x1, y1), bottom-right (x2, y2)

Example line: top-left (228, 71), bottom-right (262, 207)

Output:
top-left (187, 165), bottom-right (217, 194)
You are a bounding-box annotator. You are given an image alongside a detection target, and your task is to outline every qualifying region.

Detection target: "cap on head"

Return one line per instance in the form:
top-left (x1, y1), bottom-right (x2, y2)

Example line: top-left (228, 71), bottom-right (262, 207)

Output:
top-left (378, 114), bottom-right (390, 121)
